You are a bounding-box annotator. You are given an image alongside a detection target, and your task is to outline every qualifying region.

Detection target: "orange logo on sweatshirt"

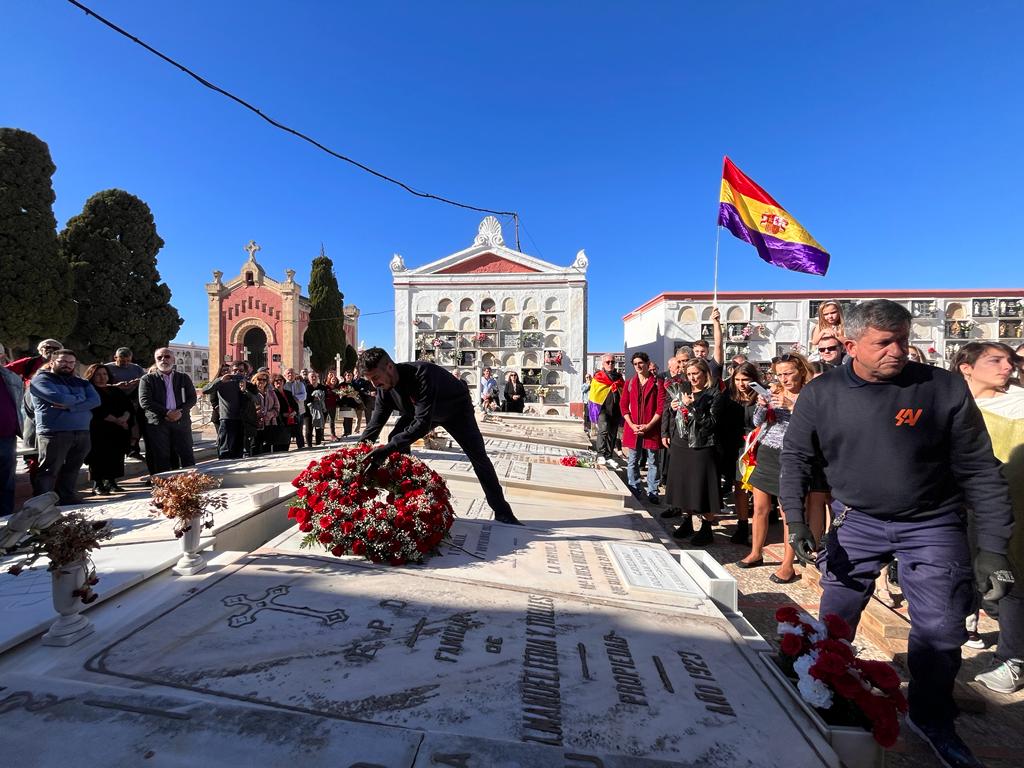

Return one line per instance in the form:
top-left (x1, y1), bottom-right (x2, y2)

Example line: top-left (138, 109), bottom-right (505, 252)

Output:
top-left (895, 408), bottom-right (922, 426)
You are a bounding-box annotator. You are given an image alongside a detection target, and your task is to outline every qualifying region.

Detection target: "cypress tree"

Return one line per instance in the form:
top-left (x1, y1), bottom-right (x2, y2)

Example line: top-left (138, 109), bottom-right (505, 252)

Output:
top-left (0, 128), bottom-right (74, 352)
top-left (59, 189), bottom-right (182, 364)
top-left (304, 250), bottom-right (348, 375)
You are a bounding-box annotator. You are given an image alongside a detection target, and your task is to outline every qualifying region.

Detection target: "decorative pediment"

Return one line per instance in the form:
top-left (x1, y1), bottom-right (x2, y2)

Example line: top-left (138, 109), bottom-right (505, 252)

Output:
top-left (401, 217), bottom-right (577, 277)
top-left (436, 252), bottom-right (540, 275)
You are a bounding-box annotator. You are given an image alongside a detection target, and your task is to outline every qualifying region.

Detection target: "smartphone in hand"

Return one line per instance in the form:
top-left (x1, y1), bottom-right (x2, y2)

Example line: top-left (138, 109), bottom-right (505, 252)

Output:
top-left (749, 381), bottom-right (771, 399)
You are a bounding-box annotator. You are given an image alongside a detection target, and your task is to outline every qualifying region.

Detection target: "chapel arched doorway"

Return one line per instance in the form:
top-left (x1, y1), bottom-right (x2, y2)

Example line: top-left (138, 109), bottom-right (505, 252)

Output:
top-left (243, 327), bottom-right (268, 370)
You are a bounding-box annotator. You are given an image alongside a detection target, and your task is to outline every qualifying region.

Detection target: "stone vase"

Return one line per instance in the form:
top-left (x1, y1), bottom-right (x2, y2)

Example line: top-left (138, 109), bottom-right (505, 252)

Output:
top-left (173, 518), bottom-right (206, 576)
top-left (41, 560), bottom-right (95, 647)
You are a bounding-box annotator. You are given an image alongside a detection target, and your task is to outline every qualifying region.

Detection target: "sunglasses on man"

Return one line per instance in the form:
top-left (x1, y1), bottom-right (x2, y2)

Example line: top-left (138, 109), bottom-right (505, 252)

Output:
top-left (818, 344), bottom-right (840, 353)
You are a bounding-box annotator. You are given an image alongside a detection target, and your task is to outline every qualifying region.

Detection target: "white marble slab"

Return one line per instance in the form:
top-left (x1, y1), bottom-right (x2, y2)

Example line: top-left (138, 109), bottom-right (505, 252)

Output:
top-left (80, 553), bottom-right (834, 766)
top-left (268, 519), bottom-right (707, 613)
top-left (449, 494), bottom-right (658, 541)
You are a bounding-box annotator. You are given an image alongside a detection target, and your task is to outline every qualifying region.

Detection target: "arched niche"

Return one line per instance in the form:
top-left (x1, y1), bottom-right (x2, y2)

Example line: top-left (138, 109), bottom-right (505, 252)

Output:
top-left (437, 298), bottom-right (453, 313)
top-left (545, 316), bottom-right (561, 331)
top-left (459, 317), bottom-right (474, 331)
top-left (545, 371), bottom-right (561, 385)
top-left (460, 298), bottom-right (475, 312)
top-left (482, 352), bottom-right (497, 367)
top-left (415, 295), bottom-right (432, 312)
top-left (481, 298), bottom-right (496, 312)
top-left (507, 316), bottom-right (520, 331)
top-left (945, 302), bottom-right (966, 320)
top-left (502, 352), bottom-right (517, 367)
top-left (701, 306), bottom-right (716, 321)
top-left (677, 306), bottom-right (697, 323)
top-left (438, 315), bottom-right (454, 331)
top-left (544, 296), bottom-right (562, 311)
top-left (523, 315), bottom-right (539, 331)
top-left (523, 352), bottom-right (539, 367)
top-left (726, 305), bottom-right (745, 322)
top-left (501, 297), bottom-right (516, 312)
top-left (462, 372), bottom-right (476, 386)
top-left (546, 334), bottom-right (561, 348)
top-left (545, 408), bottom-right (559, 416)
top-left (523, 297), bottom-right (538, 312)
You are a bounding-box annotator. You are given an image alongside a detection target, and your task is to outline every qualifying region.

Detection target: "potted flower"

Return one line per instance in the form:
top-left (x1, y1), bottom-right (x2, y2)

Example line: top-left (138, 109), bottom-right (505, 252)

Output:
top-left (431, 337), bottom-right (444, 348)
top-left (2, 493), bottom-right (113, 646)
top-left (151, 470), bottom-right (228, 576)
top-left (763, 606), bottom-right (905, 766)
top-left (756, 301), bottom-right (774, 314)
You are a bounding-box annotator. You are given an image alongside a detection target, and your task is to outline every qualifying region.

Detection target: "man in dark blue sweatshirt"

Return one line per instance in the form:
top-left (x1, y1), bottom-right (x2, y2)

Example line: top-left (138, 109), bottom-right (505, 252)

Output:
top-left (781, 300), bottom-right (1013, 768)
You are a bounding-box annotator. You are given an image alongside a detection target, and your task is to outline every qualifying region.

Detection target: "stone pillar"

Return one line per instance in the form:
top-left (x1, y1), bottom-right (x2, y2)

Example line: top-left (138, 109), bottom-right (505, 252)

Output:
top-left (206, 271), bottom-right (225, 371)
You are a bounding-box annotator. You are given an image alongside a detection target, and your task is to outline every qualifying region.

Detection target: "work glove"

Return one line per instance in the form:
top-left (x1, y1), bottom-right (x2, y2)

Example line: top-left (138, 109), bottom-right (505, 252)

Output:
top-left (787, 521), bottom-right (817, 566)
top-left (363, 445), bottom-right (392, 471)
top-left (974, 550), bottom-right (1015, 604)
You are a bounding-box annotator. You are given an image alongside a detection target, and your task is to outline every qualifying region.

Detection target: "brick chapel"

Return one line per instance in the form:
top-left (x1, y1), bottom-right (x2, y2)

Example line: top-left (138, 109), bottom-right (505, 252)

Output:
top-left (206, 241), bottom-right (359, 374)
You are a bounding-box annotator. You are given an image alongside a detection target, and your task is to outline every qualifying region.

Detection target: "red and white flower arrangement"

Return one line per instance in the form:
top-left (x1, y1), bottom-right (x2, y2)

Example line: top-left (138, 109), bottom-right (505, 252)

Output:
top-left (775, 606), bottom-right (906, 747)
top-left (559, 455), bottom-right (594, 468)
top-left (288, 444), bottom-right (455, 566)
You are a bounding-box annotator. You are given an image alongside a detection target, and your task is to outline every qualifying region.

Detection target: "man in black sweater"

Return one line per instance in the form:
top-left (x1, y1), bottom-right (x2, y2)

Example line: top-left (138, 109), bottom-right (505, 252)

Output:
top-left (358, 348), bottom-right (521, 525)
top-left (781, 300), bottom-right (1013, 768)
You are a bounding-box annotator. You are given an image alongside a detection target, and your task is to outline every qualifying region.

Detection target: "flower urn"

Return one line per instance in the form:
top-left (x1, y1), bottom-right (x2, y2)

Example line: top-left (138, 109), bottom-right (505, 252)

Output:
top-left (173, 518), bottom-right (206, 576)
top-left (41, 560), bottom-right (95, 647)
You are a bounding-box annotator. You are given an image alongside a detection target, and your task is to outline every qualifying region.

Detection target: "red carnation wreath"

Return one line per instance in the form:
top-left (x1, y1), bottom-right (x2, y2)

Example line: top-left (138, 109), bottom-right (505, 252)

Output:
top-left (288, 444), bottom-right (455, 566)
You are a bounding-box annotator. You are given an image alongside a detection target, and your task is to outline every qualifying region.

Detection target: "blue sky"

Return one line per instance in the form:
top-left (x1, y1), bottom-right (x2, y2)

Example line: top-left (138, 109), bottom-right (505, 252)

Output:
top-left (2, 1), bottom-right (1021, 354)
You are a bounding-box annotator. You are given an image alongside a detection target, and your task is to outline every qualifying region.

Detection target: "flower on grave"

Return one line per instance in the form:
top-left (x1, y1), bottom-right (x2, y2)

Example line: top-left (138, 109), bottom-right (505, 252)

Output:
top-left (535, 386), bottom-right (550, 399)
top-left (927, 346), bottom-right (937, 355)
top-left (741, 323), bottom-right (754, 339)
top-left (150, 470), bottom-right (228, 538)
top-left (288, 444), bottom-right (454, 566)
top-left (431, 337), bottom-right (444, 348)
top-left (756, 301), bottom-right (773, 314)
top-left (774, 606), bottom-right (906, 747)
top-left (3, 511), bottom-right (113, 604)
top-left (475, 332), bottom-right (489, 342)
top-left (559, 454), bottom-right (595, 468)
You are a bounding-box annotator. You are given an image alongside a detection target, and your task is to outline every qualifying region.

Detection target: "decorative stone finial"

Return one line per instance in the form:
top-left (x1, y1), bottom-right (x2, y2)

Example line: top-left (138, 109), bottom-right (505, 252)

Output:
top-left (572, 249), bottom-right (589, 272)
top-left (244, 240), bottom-right (261, 261)
top-left (389, 253), bottom-right (407, 273)
top-left (284, 268), bottom-right (296, 283)
top-left (473, 216), bottom-right (505, 247)
top-left (212, 270), bottom-right (223, 284)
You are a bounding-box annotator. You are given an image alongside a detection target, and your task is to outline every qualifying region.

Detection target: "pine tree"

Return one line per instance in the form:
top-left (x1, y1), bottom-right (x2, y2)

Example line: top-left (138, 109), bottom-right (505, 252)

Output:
top-left (59, 189), bottom-right (182, 364)
top-left (0, 128), bottom-right (75, 353)
top-left (304, 250), bottom-right (348, 375)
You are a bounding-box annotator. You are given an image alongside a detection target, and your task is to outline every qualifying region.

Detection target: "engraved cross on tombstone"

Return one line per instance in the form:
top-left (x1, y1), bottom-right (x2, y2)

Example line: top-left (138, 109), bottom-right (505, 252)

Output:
top-left (221, 585), bottom-right (348, 628)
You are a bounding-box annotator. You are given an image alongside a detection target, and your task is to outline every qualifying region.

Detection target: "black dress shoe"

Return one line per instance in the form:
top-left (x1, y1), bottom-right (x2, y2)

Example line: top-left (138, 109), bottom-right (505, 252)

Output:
top-left (690, 520), bottom-right (714, 546)
top-left (659, 508), bottom-right (682, 519)
top-left (729, 520), bottom-right (750, 544)
top-left (906, 717), bottom-right (984, 768)
top-left (108, 483), bottom-right (125, 493)
top-left (495, 515), bottom-right (524, 526)
top-left (672, 516), bottom-right (694, 539)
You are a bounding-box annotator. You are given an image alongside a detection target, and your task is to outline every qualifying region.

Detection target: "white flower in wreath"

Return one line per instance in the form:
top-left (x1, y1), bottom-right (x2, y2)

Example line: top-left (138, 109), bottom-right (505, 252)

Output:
top-left (797, 672), bottom-right (834, 710)
top-left (793, 649), bottom-right (818, 678)
top-left (777, 622), bottom-right (804, 636)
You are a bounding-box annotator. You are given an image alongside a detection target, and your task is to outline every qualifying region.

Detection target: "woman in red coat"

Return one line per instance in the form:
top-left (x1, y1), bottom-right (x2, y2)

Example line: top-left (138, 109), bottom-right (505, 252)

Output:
top-left (619, 351), bottom-right (665, 504)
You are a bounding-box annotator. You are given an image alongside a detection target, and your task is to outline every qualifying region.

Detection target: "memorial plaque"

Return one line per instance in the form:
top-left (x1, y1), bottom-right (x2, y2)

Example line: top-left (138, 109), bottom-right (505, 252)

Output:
top-left (270, 520), bottom-right (703, 611)
top-left (85, 554), bottom-right (832, 766)
top-left (609, 543), bottom-right (703, 595)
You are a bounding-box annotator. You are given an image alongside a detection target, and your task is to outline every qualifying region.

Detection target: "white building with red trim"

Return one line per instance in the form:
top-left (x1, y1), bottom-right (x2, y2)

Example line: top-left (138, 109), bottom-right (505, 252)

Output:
top-left (391, 217), bottom-right (588, 416)
top-left (623, 289), bottom-right (1024, 367)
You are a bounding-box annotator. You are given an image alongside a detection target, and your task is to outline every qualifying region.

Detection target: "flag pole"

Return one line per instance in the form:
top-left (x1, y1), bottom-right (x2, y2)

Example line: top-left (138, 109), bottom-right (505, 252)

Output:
top-left (712, 223), bottom-right (722, 308)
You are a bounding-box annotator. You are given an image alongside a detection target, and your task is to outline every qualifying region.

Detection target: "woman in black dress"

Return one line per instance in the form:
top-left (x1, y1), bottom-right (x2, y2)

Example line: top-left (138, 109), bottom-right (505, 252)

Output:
top-left (717, 362), bottom-right (763, 544)
top-left (503, 371), bottom-right (526, 413)
top-left (84, 363), bottom-right (132, 494)
top-left (662, 359), bottom-right (725, 545)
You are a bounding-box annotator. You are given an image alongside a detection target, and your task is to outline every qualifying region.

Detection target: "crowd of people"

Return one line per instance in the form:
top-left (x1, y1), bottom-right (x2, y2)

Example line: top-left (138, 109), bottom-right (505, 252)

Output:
top-left (585, 299), bottom-right (1024, 767)
top-left (0, 339), bottom-right (377, 512)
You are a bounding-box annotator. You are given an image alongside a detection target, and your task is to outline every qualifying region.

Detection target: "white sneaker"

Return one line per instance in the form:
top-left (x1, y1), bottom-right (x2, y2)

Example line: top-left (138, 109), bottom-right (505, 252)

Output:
top-left (975, 658), bottom-right (1023, 694)
top-left (606, 458), bottom-right (621, 470)
top-left (597, 456), bottom-right (607, 465)
top-left (963, 632), bottom-right (986, 650)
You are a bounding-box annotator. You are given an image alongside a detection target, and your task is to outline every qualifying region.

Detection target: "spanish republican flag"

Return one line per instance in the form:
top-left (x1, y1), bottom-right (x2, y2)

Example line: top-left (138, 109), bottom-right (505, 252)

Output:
top-left (587, 370), bottom-right (623, 425)
top-left (718, 157), bottom-right (830, 276)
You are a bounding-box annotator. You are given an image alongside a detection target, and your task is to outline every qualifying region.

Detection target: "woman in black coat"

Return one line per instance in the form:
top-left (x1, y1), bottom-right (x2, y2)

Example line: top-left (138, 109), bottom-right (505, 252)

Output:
top-left (717, 362), bottom-right (763, 545)
top-left (503, 371), bottom-right (526, 413)
top-left (84, 364), bottom-right (132, 494)
top-left (661, 359), bottom-right (725, 546)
